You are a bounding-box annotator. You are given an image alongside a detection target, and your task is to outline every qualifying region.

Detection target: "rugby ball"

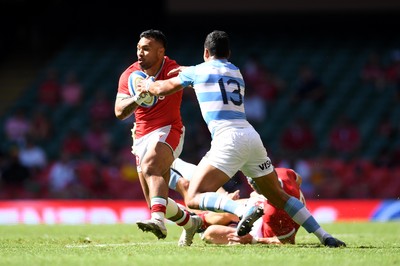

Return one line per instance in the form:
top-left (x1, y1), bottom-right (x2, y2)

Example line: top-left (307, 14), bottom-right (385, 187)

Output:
top-left (128, 70), bottom-right (158, 108)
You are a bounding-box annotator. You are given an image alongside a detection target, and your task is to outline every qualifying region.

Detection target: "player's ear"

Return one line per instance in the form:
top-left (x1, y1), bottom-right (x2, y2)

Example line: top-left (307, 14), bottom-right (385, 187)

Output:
top-left (203, 48), bottom-right (209, 61)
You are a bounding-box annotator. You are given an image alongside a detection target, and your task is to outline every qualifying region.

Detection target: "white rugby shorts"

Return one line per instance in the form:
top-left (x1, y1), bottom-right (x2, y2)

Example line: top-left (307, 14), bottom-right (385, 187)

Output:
top-left (204, 127), bottom-right (274, 178)
top-left (132, 125), bottom-right (185, 172)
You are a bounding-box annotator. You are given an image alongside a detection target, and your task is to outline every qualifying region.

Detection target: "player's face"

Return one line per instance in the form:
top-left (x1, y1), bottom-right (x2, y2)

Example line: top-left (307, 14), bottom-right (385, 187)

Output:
top-left (137, 37), bottom-right (165, 71)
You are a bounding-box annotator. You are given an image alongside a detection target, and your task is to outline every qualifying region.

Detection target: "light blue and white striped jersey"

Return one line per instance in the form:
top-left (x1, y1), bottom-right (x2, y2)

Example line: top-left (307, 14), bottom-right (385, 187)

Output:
top-left (178, 59), bottom-right (252, 138)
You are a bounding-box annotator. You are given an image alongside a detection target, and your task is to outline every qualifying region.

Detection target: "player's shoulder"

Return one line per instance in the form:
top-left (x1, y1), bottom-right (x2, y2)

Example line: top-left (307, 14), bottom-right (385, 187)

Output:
top-left (164, 56), bottom-right (179, 66)
top-left (275, 167), bottom-right (292, 176)
top-left (275, 168), bottom-right (297, 181)
top-left (118, 62), bottom-right (141, 92)
top-left (163, 56), bottom-right (180, 70)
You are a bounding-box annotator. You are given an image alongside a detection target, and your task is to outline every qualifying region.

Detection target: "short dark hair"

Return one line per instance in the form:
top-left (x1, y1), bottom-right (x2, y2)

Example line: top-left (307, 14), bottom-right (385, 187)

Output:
top-left (140, 29), bottom-right (167, 49)
top-left (204, 30), bottom-right (230, 58)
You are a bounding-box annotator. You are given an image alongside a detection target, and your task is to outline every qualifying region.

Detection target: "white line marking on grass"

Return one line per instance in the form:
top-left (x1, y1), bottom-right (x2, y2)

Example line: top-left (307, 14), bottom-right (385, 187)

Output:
top-left (65, 242), bottom-right (176, 248)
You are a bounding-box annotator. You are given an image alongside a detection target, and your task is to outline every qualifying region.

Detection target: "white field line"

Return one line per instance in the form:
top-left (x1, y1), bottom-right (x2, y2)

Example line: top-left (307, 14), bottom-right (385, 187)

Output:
top-left (66, 242), bottom-right (176, 248)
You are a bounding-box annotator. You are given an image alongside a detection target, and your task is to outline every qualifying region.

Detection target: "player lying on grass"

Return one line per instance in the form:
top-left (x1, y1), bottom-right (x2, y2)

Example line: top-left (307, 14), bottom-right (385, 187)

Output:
top-left (199, 167), bottom-right (305, 245)
top-left (168, 159), bottom-right (328, 246)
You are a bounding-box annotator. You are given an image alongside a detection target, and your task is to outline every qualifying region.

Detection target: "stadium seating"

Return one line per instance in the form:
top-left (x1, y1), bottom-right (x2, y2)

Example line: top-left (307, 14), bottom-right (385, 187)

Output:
top-left (1, 33), bottom-right (400, 199)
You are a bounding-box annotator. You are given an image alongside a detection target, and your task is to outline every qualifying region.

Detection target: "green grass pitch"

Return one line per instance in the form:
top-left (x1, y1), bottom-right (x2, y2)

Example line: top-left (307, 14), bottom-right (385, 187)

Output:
top-left (0, 222), bottom-right (399, 266)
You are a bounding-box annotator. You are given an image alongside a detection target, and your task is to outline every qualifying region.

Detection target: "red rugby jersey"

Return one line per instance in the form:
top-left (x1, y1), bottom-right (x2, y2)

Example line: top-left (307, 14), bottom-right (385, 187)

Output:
top-left (117, 56), bottom-right (184, 138)
top-left (261, 168), bottom-right (302, 238)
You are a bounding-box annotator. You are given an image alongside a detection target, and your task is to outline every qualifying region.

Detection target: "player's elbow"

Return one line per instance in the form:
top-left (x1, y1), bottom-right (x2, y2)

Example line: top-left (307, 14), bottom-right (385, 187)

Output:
top-left (114, 107), bottom-right (127, 120)
top-left (115, 111), bottom-right (124, 120)
top-left (115, 113), bottom-right (124, 120)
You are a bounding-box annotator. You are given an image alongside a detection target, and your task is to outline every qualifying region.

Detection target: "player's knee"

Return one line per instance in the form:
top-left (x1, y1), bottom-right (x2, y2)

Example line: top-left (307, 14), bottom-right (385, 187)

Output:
top-left (140, 160), bottom-right (153, 176)
top-left (141, 160), bottom-right (168, 178)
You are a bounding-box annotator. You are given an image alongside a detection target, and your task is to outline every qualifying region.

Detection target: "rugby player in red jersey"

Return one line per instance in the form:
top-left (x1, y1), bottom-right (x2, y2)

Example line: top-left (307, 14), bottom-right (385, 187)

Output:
top-left (114, 29), bottom-right (202, 246)
top-left (200, 168), bottom-right (306, 245)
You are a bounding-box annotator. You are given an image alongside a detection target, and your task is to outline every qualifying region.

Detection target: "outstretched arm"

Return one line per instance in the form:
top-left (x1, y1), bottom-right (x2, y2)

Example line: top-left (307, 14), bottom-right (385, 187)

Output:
top-left (167, 66), bottom-right (188, 76)
top-left (203, 226), bottom-right (287, 245)
top-left (137, 76), bottom-right (184, 96)
top-left (227, 234), bottom-right (294, 245)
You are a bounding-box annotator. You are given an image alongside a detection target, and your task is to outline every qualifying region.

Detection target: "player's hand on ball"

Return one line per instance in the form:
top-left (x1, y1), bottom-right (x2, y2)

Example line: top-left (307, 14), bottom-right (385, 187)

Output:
top-left (137, 77), bottom-right (155, 94)
top-left (128, 71), bottom-right (158, 108)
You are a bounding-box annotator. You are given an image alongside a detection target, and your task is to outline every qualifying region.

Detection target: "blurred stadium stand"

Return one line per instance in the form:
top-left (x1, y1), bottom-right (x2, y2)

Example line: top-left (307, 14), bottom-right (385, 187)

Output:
top-left (0, 0), bottom-right (400, 199)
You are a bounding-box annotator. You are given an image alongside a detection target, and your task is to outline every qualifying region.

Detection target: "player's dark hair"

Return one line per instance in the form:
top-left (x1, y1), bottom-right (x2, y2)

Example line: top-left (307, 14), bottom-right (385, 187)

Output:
top-left (140, 29), bottom-right (167, 49)
top-left (204, 30), bottom-right (230, 58)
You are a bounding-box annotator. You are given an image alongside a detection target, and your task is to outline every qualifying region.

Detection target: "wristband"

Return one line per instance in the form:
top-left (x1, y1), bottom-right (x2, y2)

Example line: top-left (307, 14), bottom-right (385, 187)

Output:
top-left (251, 236), bottom-right (259, 244)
